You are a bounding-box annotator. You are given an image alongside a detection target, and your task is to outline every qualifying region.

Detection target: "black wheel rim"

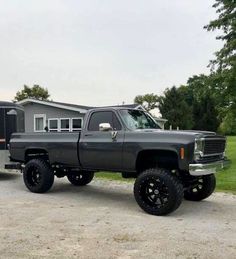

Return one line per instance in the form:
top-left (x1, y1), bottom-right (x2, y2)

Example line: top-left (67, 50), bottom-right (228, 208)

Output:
top-left (71, 173), bottom-right (83, 182)
top-left (26, 165), bottom-right (42, 187)
top-left (189, 178), bottom-right (204, 194)
top-left (140, 177), bottom-right (170, 208)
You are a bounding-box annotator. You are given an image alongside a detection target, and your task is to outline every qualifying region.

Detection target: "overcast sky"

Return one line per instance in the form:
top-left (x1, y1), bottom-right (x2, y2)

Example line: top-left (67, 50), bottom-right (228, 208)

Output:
top-left (0, 0), bottom-right (221, 107)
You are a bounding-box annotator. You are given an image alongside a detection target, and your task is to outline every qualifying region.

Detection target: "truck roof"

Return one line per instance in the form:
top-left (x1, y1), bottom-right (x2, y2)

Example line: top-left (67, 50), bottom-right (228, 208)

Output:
top-left (88, 106), bottom-right (144, 112)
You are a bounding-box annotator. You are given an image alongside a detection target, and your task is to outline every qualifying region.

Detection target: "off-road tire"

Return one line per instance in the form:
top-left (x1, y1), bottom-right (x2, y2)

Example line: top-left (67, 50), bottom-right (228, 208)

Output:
top-left (184, 174), bottom-right (216, 201)
top-left (67, 171), bottom-right (94, 186)
top-left (23, 159), bottom-right (54, 193)
top-left (134, 168), bottom-right (184, 216)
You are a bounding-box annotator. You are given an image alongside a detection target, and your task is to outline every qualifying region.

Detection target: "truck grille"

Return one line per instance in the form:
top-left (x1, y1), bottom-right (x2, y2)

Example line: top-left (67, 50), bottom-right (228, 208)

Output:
top-left (203, 138), bottom-right (226, 156)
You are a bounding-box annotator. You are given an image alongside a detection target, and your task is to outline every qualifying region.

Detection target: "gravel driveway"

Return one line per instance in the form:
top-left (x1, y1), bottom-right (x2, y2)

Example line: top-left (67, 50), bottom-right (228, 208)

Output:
top-left (0, 171), bottom-right (235, 259)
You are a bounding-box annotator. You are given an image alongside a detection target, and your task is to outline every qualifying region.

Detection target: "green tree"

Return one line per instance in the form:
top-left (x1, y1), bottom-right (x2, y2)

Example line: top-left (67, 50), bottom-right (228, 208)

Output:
top-left (14, 85), bottom-right (50, 102)
top-left (219, 111), bottom-right (236, 135)
top-left (134, 93), bottom-right (159, 112)
top-left (158, 86), bottom-right (193, 130)
top-left (204, 0), bottom-right (236, 117)
top-left (185, 75), bottom-right (220, 131)
top-left (192, 93), bottom-right (220, 132)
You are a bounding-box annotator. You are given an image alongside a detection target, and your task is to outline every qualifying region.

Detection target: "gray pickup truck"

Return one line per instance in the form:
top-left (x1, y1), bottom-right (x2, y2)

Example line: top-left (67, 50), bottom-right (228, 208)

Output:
top-left (7, 107), bottom-right (230, 215)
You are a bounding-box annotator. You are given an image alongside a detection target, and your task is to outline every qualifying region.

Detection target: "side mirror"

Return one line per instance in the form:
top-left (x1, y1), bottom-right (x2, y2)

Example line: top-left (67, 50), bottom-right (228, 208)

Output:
top-left (99, 123), bottom-right (112, 131)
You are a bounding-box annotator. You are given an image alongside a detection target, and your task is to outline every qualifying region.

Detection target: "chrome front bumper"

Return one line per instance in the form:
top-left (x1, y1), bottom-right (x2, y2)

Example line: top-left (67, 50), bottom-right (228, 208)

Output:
top-left (189, 159), bottom-right (231, 176)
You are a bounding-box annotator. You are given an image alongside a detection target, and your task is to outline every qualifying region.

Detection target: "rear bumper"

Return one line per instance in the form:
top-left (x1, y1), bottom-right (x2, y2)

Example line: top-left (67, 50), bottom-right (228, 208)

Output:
top-left (189, 159), bottom-right (231, 176)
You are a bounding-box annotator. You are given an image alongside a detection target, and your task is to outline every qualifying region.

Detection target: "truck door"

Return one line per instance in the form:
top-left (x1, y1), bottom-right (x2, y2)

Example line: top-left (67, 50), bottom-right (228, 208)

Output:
top-left (79, 110), bottom-right (124, 171)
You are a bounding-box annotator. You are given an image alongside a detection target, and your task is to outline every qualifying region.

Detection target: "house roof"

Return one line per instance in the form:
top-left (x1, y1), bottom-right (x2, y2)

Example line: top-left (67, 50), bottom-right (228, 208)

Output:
top-left (17, 98), bottom-right (142, 114)
top-left (42, 100), bottom-right (95, 110)
top-left (17, 98), bottom-right (94, 113)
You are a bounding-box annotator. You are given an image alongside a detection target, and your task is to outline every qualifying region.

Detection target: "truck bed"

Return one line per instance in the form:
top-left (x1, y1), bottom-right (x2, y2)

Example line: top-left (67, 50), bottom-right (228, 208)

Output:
top-left (9, 132), bottom-right (81, 167)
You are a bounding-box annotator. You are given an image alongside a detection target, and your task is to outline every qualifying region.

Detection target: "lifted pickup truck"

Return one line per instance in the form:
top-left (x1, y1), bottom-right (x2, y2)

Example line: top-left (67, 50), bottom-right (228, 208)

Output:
top-left (7, 107), bottom-right (230, 215)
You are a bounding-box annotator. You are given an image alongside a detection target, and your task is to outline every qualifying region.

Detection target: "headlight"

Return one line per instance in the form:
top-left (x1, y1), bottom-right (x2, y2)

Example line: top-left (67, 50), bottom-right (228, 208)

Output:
top-left (194, 137), bottom-right (204, 159)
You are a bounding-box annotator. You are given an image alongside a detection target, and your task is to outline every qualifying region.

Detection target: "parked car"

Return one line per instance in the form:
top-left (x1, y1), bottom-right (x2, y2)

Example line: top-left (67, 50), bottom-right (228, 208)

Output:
top-left (6, 107), bottom-right (230, 215)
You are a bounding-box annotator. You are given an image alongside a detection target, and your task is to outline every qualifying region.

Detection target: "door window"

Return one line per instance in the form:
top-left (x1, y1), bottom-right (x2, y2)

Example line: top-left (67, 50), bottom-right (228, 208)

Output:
top-left (88, 111), bottom-right (122, 131)
top-left (112, 113), bottom-right (122, 131)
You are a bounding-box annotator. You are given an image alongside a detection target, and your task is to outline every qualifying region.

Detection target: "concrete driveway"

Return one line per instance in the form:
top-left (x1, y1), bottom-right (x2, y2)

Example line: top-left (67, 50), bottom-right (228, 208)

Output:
top-left (0, 171), bottom-right (235, 259)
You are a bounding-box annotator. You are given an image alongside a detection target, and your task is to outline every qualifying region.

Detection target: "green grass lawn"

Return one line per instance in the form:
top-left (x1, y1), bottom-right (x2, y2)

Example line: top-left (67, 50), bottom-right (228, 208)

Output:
top-left (216, 136), bottom-right (236, 194)
top-left (96, 136), bottom-right (236, 193)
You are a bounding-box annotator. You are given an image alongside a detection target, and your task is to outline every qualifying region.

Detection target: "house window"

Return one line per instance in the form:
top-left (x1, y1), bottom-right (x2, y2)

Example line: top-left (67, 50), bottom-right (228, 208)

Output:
top-left (34, 114), bottom-right (46, 132)
top-left (72, 118), bottom-right (83, 131)
top-left (48, 119), bottom-right (59, 132)
top-left (60, 118), bottom-right (70, 132)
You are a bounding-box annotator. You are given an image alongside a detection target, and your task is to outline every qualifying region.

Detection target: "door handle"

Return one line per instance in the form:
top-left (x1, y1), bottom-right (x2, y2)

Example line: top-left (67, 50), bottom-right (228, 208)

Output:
top-left (111, 131), bottom-right (118, 140)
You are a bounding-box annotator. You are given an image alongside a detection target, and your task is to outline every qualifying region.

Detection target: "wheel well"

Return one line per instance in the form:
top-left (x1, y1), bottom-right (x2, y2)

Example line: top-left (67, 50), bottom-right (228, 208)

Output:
top-left (136, 150), bottom-right (179, 172)
top-left (25, 149), bottom-right (49, 162)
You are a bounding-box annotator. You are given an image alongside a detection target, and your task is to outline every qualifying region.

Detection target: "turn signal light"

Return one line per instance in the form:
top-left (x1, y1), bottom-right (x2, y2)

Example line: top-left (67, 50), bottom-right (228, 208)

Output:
top-left (180, 148), bottom-right (185, 159)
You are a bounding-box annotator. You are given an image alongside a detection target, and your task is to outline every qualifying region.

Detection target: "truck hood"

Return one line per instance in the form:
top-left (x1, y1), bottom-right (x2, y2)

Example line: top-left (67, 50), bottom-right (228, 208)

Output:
top-left (134, 129), bottom-right (216, 138)
top-left (129, 129), bottom-right (222, 147)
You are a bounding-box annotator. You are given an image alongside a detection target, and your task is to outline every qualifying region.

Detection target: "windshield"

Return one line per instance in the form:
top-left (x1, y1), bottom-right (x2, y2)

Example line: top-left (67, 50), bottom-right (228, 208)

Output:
top-left (119, 109), bottom-right (161, 130)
